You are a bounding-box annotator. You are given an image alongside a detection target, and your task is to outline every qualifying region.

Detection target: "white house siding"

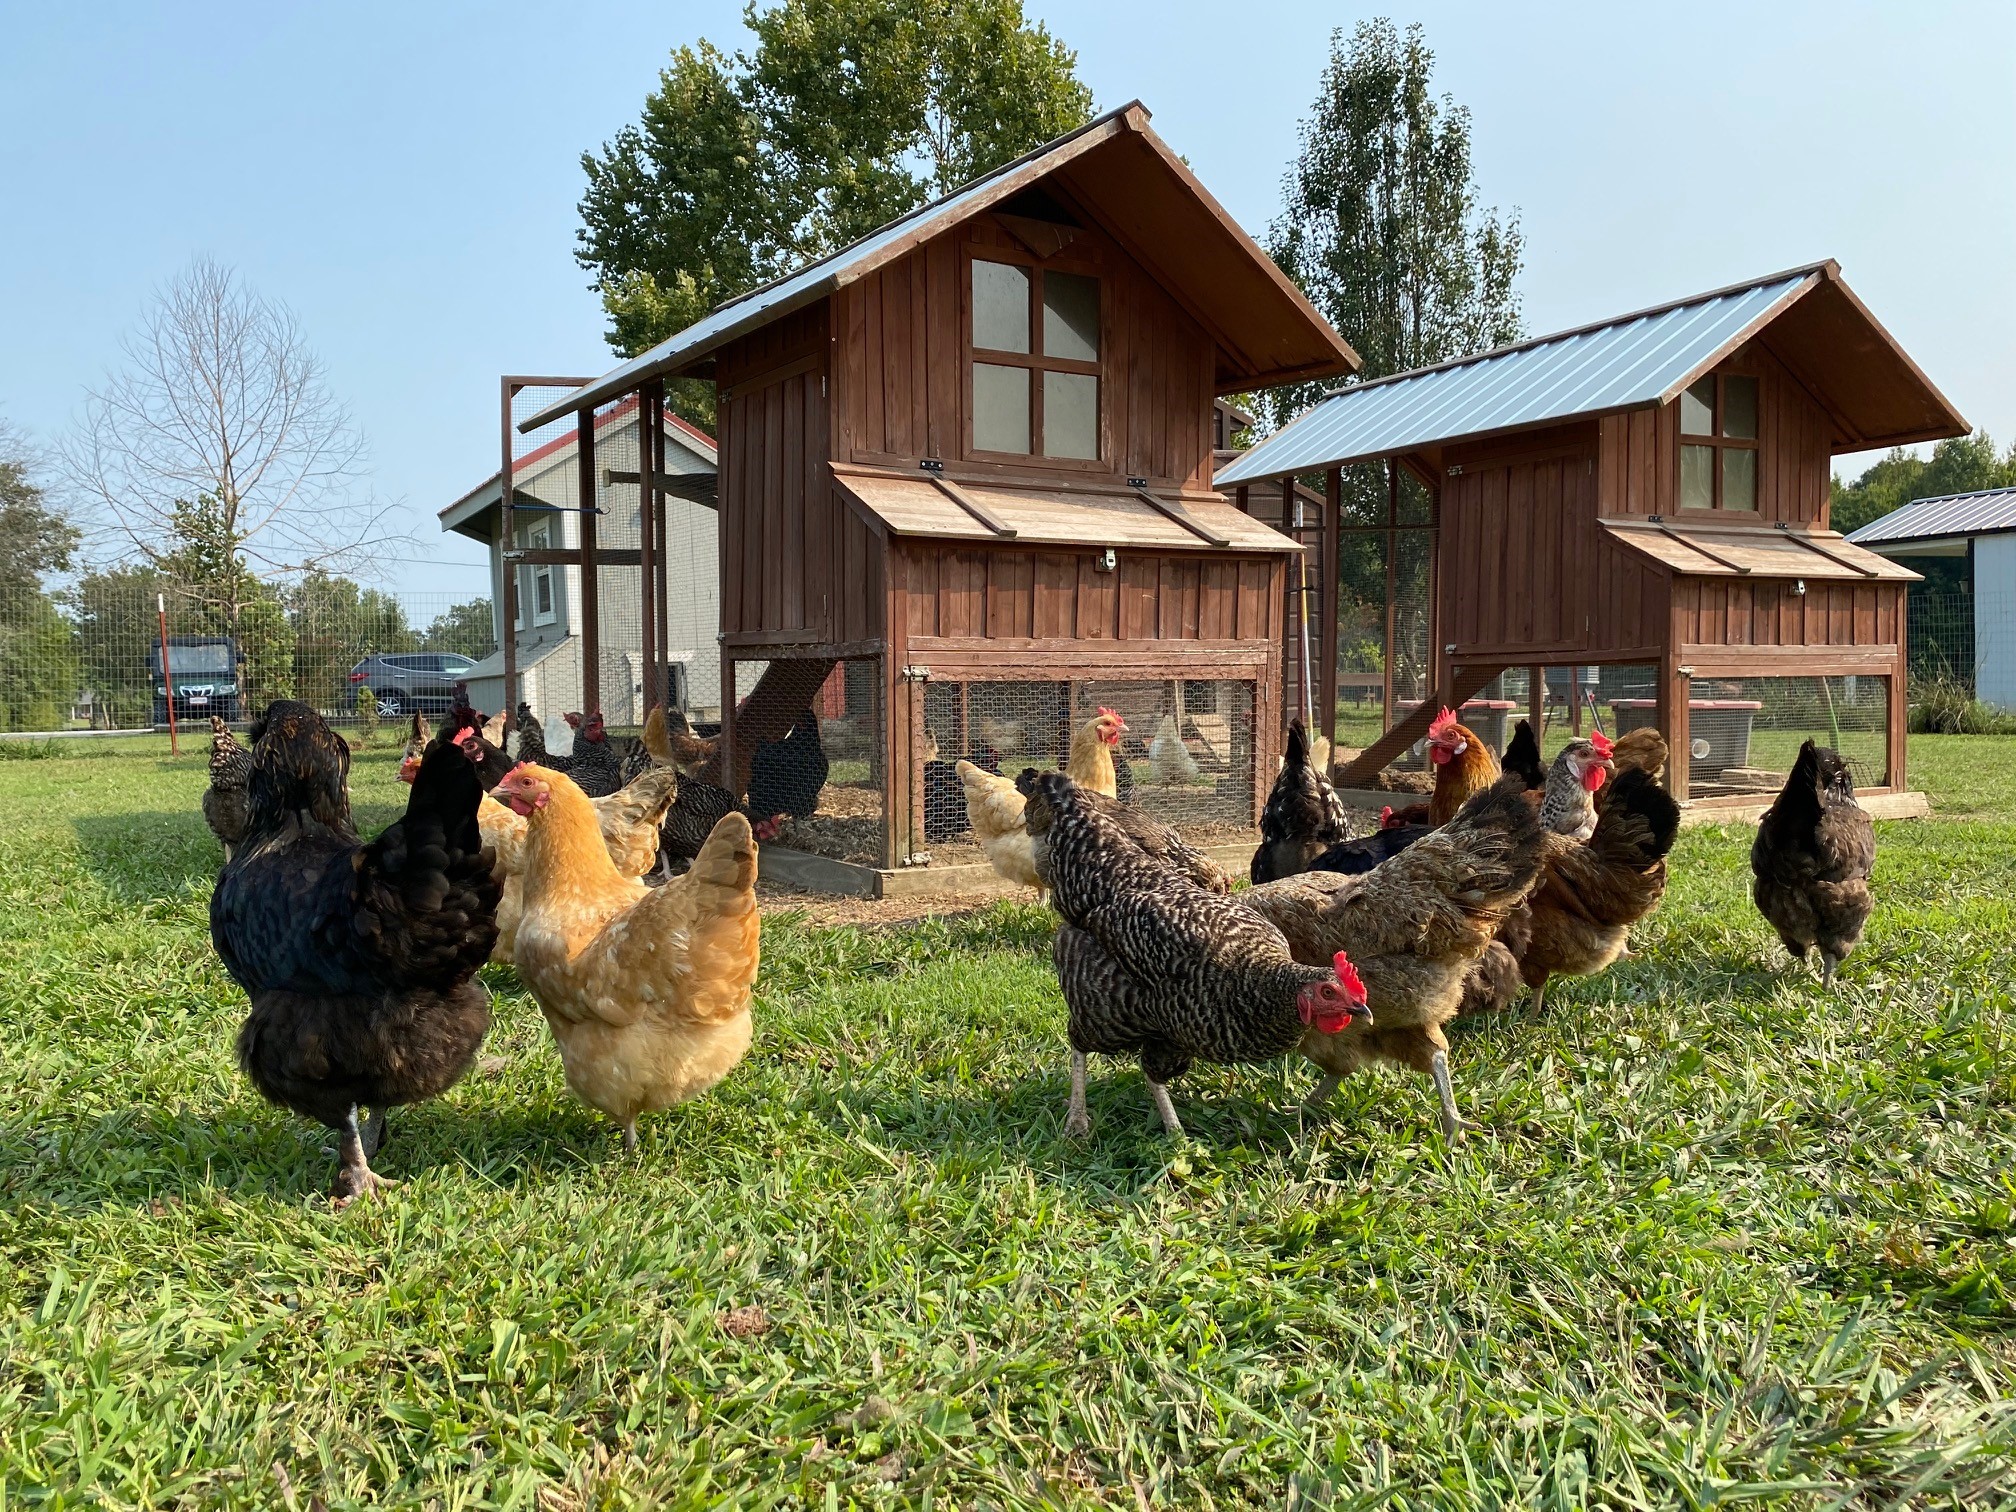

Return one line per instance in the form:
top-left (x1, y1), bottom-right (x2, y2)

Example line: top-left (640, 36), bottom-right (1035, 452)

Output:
top-left (1977, 534), bottom-right (2016, 710)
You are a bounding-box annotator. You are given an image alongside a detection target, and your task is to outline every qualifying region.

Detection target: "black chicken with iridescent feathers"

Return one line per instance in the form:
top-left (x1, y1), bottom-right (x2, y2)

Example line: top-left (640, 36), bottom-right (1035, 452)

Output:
top-left (212, 701), bottom-right (501, 1205)
top-left (1251, 718), bottom-right (1353, 883)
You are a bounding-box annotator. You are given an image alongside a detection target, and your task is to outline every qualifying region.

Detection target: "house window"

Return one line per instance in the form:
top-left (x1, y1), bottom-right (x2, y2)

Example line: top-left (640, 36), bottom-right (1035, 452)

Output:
top-left (1679, 373), bottom-right (1759, 511)
top-left (515, 518), bottom-right (558, 629)
top-left (969, 258), bottom-right (1101, 461)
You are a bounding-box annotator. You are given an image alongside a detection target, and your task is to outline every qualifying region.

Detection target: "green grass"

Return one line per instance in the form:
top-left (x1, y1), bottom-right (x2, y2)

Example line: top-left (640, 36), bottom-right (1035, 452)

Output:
top-left (3, 741), bottom-right (2015, 1508)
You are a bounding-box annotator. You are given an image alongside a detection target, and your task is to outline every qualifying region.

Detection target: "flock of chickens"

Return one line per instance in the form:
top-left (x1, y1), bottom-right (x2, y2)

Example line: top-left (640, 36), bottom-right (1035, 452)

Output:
top-left (193, 691), bottom-right (1876, 1205)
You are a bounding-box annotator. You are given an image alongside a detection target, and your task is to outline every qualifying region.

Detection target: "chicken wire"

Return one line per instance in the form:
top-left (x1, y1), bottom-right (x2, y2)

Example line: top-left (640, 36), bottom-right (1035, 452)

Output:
top-left (728, 656), bottom-right (884, 864)
top-left (913, 674), bottom-right (1258, 865)
top-left (503, 384), bottom-right (722, 742)
top-left (1614, 674), bottom-right (1889, 792)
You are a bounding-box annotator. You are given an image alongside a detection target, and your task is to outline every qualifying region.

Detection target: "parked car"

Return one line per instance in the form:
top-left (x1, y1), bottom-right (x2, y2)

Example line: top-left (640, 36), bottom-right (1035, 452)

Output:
top-left (348, 651), bottom-right (479, 719)
top-left (150, 636), bottom-right (242, 726)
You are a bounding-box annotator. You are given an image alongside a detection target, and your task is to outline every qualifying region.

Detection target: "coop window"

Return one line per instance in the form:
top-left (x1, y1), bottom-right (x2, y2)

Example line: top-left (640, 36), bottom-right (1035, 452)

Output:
top-left (1679, 373), bottom-right (1760, 511)
top-left (969, 256), bottom-right (1101, 462)
top-left (524, 519), bottom-right (557, 628)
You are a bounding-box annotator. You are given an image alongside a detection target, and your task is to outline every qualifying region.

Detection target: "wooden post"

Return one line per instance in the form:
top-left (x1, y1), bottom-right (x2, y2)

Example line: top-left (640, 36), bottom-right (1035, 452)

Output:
top-left (1320, 466), bottom-right (1341, 748)
top-left (1659, 653), bottom-right (1691, 802)
top-left (638, 384), bottom-right (659, 718)
top-left (500, 377), bottom-right (518, 730)
top-left (1889, 598), bottom-right (1910, 790)
top-left (1528, 665), bottom-right (1546, 739)
top-left (1383, 459), bottom-right (1399, 730)
top-left (1569, 666), bottom-right (1583, 734)
top-left (652, 388), bottom-right (671, 682)
top-left (1281, 475), bottom-right (1302, 728)
top-left (576, 404), bottom-right (601, 717)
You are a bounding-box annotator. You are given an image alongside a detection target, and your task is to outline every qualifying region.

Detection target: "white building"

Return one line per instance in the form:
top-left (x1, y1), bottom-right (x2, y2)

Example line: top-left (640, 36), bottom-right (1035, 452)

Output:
top-left (1849, 485), bottom-right (2016, 709)
top-left (439, 398), bottom-right (721, 725)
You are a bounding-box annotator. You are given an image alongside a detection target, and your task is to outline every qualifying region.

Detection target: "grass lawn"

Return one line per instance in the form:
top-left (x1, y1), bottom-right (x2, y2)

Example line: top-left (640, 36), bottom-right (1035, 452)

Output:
top-left (2, 736), bottom-right (2013, 1508)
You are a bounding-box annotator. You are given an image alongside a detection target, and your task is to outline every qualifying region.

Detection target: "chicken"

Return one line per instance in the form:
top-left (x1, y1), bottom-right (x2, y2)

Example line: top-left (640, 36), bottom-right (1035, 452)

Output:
top-left (513, 702), bottom-right (549, 763)
top-left (1509, 766), bottom-right (1680, 1012)
top-left (1148, 712), bottom-right (1201, 786)
top-left (1538, 732), bottom-right (1613, 841)
top-left (476, 765), bottom-right (680, 963)
top-left (492, 764), bottom-right (760, 1152)
top-left (213, 703), bottom-right (501, 1205)
top-left (202, 715), bottom-right (252, 861)
top-left (1250, 718), bottom-right (1352, 883)
top-left (1019, 769), bottom-right (1229, 896)
top-left (921, 730), bottom-right (1000, 842)
top-left (1305, 821), bottom-right (1433, 877)
top-left (1386, 708), bottom-right (1502, 828)
top-left (1501, 719), bottom-right (1546, 791)
top-left (957, 709), bottom-right (1125, 893)
top-left (546, 712), bottom-right (626, 797)
top-left (1019, 770), bottom-right (1370, 1139)
top-left (748, 710), bottom-right (829, 822)
top-left (1750, 740), bottom-right (1875, 987)
top-left (657, 706), bottom-right (720, 774)
top-left (1242, 779), bottom-right (1546, 1138)
top-left (1604, 727), bottom-right (1669, 793)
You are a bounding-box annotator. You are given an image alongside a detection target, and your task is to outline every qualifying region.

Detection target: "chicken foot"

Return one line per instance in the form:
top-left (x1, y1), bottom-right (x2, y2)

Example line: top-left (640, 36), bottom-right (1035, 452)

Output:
top-left (331, 1106), bottom-right (400, 1209)
top-left (620, 1119), bottom-right (639, 1155)
top-left (1429, 1050), bottom-right (1470, 1141)
top-left (1063, 1052), bottom-right (1091, 1139)
top-left (1145, 1079), bottom-right (1186, 1139)
top-left (1304, 1073), bottom-right (1342, 1109)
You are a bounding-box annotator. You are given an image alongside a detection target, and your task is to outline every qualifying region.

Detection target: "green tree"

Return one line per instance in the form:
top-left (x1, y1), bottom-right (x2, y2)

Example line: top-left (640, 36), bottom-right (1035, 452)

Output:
top-left (423, 598), bottom-right (498, 659)
top-left (1831, 430), bottom-right (2016, 537)
top-left (577, 0), bottom-right (1094, 425)
top-left (0, 427), bottom-right (82, 730)
top-left (288, 571), bottom-right (417, 711)
top-left (1268, 19), bottom-right (1523, 413)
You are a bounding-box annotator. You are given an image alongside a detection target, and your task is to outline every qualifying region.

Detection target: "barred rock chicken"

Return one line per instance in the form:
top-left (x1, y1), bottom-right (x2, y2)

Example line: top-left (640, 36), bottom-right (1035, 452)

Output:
top-left (493, 765), bottom-right (761, 1152)
top-left (958, 709), bottom-right (1126, 893)
top-left (1750, 740), bottom-right (1875, 987)
top-left (1250, 718), bottom-right (1353, 884)
top-left (1020, 770), bottom-right (1370, 1139)
top-left (1538, 731), bottom-right (1614, 840)
top-left (548, 712), bottom-right (625, 797)
top-left (513, 702), bottom-right (549, 763)
top-left (213, 703), bottom-right (501, 1205)
top-left (1242, 780), bottom-right (1546, 1138)
top-left (1511, 766), bottom-right (1681, 1012)
top-left (203, 716), bottom-right (253, 861)
top-left (1386, 708), bottom-right (1503, 828)
top-left (1019, 770), bottom-right (1229, 896)
top-left (396, 711), bottom-right (429, 783)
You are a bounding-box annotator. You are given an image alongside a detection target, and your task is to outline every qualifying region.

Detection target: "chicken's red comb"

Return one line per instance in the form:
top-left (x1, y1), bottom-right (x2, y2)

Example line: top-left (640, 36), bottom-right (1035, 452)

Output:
top-left (1589, 729), bottom-right (1614, 760)
top-left (1428, 706), bottom-right (1458, 739)
top-left (1332, 951), bottom-right (1366, 1002)
top-left (1380, 805), bottom-right (1394, 828)
top-left (1096, 705), bottom-right (1125, 725)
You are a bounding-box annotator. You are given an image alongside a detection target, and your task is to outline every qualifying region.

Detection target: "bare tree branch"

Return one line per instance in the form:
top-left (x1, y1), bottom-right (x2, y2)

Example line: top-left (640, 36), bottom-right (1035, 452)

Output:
top-left (62, 257), bottom-right (409, 580)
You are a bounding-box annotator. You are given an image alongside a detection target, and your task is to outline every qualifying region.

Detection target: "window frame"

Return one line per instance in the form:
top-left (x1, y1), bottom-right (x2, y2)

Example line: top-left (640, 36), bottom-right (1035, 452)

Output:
top-left (524, 517), bottom-right (558, 629)
top-left (1677, 369), bottom-right (1762, 513)
top-left (962, 243), bottom-right (1110, 471)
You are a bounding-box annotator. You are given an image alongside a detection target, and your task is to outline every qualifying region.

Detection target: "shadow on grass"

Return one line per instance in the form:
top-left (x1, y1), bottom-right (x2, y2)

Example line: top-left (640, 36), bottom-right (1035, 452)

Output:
top-left (69, 811), bottom-right (222, 905)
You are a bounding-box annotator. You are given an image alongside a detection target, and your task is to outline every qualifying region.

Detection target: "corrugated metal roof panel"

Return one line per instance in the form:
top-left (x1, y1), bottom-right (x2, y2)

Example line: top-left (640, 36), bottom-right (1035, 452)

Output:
top-left (1845, 487), bottom-right (2016, 546)
top-left (1216, 269), bottom-right (1820, 485)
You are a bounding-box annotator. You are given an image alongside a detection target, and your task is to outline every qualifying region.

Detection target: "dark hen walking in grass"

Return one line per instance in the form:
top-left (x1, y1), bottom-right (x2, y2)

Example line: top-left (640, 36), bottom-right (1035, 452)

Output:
top-left (212, 702), bottom-right (500, 1206)
top-left (1250, 718), bottom-right (1353, 884)
top-left (1750, 740), bottom-right (1874, 987)
top-left (1020, 770), bottom-right (1366, 1139)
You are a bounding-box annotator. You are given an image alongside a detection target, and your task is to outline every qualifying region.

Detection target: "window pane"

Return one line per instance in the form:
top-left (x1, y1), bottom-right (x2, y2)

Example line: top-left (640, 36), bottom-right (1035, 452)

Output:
top-left (1681, 444), bottom-right (1715, 509)
top-left (1722, 374), bottom-right (1759, 439)
top-left (1042, 271), bottom-right (1099, 362)
top-left (973, 363), bottom-right (1031, 453)
top-left (1680, 377), bottom-right (1715, 436)
top-left (1721, 447), bottom-right (1757, 510)
top-left (971, 260), bottom-right (1030, 353)
top-left (1043, 371), bottom-right (1099, 458)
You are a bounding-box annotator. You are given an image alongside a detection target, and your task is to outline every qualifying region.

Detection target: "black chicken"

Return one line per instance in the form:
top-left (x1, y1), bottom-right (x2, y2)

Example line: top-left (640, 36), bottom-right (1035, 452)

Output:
top-left (1020, 770), bottom-right (1367, 1139)
top-left (748, 711), bottom-right (829, 823)
top-left (1501, 719), bottom-right (1547, 790)
top-left (1304, 819), bottom-right (1434, 877)
top-left (1750, 740), bottom-right (1875, 987)
top-left (1250, 718), bottom-right (1353, 883)
top-left (213, 702), bottom-right (501, 1205)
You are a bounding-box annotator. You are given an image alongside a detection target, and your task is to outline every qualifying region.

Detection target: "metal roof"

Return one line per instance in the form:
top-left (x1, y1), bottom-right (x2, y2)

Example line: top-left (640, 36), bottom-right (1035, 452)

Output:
top-left (1216, 266), bottom-right (1826, 485)
top-left (1847, 486), bottom-right (2016, 547)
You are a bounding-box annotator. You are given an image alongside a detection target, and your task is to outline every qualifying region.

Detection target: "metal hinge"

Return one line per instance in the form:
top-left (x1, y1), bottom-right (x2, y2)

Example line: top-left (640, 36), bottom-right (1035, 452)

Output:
top-left (1773, 520), bottom-right (1791, 531)
top-left (900, 850), bottom-right (932, 867)
top-left (1647, 514), bottom-right (1663, 524)
top-left (1127, 474), bottom-right (1150, 489)
top-left (900, 665), bottom-right (931, 682)
top-left (1447, 465), bottom-right (1464, 477)
top-left (1678, 666), bottom-right (1695, 677)
top-left (919, 457), bottom-right (945, 474)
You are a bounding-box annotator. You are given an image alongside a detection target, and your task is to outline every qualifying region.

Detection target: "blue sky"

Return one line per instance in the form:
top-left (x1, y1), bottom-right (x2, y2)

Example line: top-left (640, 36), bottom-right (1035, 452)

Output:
top-left (4, 1), bottom-right (2011, 605)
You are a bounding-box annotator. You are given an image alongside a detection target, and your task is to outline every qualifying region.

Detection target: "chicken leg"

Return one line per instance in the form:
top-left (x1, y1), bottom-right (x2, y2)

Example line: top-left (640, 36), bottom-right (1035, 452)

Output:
top-left (1305, 1073), bottom-right (1342, 1108)
top-left (1145, 1078), bottom-right (1186, 1138)
top-left (1429, 1049), bottom-right (1467, 1141)
top-left (620, 1119), bottom-right (639, 1155)
top-left (1063, 1052), bottom-right (1091, 1139)
top-left (331, 1106), bottom-right (400, 1208)
top-left (360, 1106), bottom-right (387, 1158)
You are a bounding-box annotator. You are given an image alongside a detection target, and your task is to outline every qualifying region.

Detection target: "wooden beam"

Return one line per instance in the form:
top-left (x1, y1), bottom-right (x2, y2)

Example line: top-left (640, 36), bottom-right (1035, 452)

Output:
top-left (928, 473), bottom-right (1018, 538)
top-left (1659, 653), bottom-right (1690, 802)
top-left (639, 383), bottom-right (659, 718)
top-left (1889, 606), bottom-right (1909, 790)
top-left (1529, 665), bottom-right (1546, 740)
top-left (1337, 663), bottom-right (1504, 787)
top-left (577, 405), bottom-right (600, 715)
top-left (1131, 481), bottom-right (1232, 548)
top-left (503, 548), bottom-right (643, 567)
top-left (500, 377), bottom-right (518, 731)
top-left (1383, 460), bottom-right (1399, 732)
top-left (1320, 467), bottom-right (1341, 747)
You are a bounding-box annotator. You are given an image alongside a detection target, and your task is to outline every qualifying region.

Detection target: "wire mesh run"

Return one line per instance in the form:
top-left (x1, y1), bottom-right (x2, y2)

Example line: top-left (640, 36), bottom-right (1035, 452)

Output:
top-left (730, 657), bottom-right (883, 864)
top-left (915, 675), bottom-right (1258, 864)
top-left (1614, 675), bottom-right (1889, 793)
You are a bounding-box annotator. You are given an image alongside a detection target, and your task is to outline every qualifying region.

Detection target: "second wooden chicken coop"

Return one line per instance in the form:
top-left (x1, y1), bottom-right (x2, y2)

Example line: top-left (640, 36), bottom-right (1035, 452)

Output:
top-left (516, 102), bottom-right (1358, 890)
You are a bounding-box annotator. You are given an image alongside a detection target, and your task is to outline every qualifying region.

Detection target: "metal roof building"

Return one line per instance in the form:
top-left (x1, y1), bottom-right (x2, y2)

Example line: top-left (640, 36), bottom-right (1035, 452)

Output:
top-left (1847, 486), bottom-right (2016, 548)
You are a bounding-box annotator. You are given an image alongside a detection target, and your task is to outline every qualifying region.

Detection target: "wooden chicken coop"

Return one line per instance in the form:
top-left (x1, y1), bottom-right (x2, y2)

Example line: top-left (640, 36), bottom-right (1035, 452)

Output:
top-left (516, 102), bottom-right (1359, 889)
top-left (1216, 262), bottom-right (1969, 808)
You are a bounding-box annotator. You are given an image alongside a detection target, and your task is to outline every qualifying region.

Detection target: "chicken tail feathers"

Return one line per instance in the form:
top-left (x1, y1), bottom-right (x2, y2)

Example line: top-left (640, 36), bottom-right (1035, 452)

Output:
top-left (1591, 767), bottom-right (1681, 868)
top-left (688, 810), bottom-right (759, 899)
top-left (641, 704), bottom-right (672, 765)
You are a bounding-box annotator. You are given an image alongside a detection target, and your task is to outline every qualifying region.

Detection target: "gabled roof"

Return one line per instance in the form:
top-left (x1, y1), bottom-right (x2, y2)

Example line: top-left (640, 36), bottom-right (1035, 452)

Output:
top-left (441, 397), bottom-right (716, 538)
top-left (1847, 486), bottom-right (2016, 548)
top-left (1217, 262), bottom-right (1968, 485)
top-left (520, 102), bottom-right (1358, 432)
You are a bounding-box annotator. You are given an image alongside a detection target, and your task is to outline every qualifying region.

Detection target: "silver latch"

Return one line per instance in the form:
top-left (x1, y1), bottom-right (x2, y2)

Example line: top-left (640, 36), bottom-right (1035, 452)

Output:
top-left (900, 851), bottom-right (932, 867)
top-left (1447, 465), bottom-right (1464, 477)
top-left (900, 665), bottom-right (931, 682)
